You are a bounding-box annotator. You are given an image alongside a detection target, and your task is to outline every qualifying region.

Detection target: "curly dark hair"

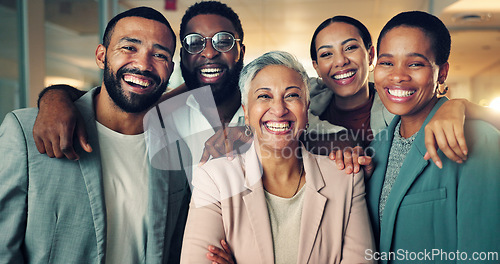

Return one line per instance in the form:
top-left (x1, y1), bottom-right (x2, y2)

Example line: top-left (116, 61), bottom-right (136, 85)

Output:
top-left (179, 1), bottom-right (244, 41)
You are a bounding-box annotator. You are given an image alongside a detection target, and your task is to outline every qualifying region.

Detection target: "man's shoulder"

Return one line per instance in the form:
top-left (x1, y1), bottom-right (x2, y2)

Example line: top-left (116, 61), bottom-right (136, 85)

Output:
top-left (4, 107), bottom-right (39, 133)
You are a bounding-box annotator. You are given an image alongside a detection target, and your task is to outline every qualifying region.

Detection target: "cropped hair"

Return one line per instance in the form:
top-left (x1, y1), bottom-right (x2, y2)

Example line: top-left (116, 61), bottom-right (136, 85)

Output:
top-left (377, 11), bottom-right (451, 66)
top-left (180, 1), bottom-right (244, 41)
top-left (239, 51), bottom-right (310, 106)
top-left (310, 15), bottom-right (372, 61)
top-left (102, 6), bottom-right (176, 52)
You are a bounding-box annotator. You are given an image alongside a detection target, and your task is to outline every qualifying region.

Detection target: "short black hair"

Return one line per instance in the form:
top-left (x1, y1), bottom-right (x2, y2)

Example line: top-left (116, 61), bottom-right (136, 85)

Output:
top-left (310, 15), bottom-right (372, 61)
top-left (377, 11), bottom-right (451, 66)
top-left (179, 1), bottom-right (244, 41)
top-left (102, 6), bottom-right (176, 52)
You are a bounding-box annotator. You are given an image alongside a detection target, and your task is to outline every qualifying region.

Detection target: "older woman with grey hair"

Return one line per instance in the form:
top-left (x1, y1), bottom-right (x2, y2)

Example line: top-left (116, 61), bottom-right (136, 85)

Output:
top-left (180, 51), bottom-right (375, 264)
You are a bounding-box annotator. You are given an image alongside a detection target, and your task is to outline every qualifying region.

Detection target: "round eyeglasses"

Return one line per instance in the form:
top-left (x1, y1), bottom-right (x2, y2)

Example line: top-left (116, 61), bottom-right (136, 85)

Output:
top-left (182, 32), bottom-right (241, 55)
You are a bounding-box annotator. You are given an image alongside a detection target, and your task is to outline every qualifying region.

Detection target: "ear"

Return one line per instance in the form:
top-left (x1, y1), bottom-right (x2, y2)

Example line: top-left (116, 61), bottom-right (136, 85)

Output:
top-left (239, 44), bottom-right (246, 62)
top-left (242, 104), bottom-right (249, 126)
top-left (312, 60), bottom-right (321, 77)
top-left (95, 44), bottom-right (106, 70)
top-left (368, 46), bottom-right (376, 67)
top-left (438, 62), bottom-right (449, 84)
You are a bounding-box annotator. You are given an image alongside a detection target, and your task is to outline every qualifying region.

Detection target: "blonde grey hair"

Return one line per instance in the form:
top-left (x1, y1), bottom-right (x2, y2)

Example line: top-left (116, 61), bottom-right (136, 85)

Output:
top-left (239, 51), bottom-right (310, 106)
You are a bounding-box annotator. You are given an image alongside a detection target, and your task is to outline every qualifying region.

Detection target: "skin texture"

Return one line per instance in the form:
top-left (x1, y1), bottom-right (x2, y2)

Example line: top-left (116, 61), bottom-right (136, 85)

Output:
top-left (374, 26), bottom-right (449, 139)
top-left (180, 14), bottom-right (245, 109)
top-left (94, 16), bottom-right (175, 135)
top-left (312, 22), bottom-right (374, 110)
top-left (243, 65), bottom-right (308, 156)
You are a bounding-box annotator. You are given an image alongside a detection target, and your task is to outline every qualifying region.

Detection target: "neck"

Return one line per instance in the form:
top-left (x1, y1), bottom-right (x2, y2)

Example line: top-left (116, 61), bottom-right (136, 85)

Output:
top-left (400, 96), bottom-right (439, 138)
top-left (216, 89), bottom-right (242, 125)
top-left (333, 82), bottom-right (370, 110)
top-left (95, 85), bottom-right (148, 135)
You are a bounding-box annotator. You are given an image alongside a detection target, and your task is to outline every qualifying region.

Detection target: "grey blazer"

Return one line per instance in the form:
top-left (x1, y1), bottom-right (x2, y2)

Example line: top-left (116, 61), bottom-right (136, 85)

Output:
top-left (0, 87), bottom-right (190, 263)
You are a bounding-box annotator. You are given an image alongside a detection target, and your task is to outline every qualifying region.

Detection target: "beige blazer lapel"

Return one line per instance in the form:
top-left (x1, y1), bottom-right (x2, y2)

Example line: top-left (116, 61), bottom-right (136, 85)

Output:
top-left (296, 149), bottom-right (327, 264)
top-left (241, 143), bottom-right (275, 264)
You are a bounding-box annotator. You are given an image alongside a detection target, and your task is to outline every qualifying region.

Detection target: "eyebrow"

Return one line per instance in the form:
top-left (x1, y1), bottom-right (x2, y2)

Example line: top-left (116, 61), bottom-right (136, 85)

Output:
top-left (254, 86), bottom-right (302, 93)
top-left (378, 52), bottom-right (431, 63)
top-left (317, 38), bottom-right (359, 51)
top-left (118, 37), bottom-right (173, 56)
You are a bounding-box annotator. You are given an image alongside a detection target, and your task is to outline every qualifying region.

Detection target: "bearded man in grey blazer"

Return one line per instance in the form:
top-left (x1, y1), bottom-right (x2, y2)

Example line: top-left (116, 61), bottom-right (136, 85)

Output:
top-left (0, 7), bottom-right (190, 263)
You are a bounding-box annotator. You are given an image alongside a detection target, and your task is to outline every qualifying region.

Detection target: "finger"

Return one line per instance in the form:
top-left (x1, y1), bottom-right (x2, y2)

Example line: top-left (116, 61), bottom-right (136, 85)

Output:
top-left (335, 149), bottom-right (345, 170)
top-left (351, 149), bottom-right (360, 174)
top-left (439, 125), bottom-right (466, 162)
top-left (359, 156), bottom-right (374, 178)
top-left (60, 135), bottom-right (79, 161)
top-left (225, 138), bottom-right (234, 160)
top-left (343, 149), bottom-right (353, 174)
top-left (329, 150), bottom-right (336, 160)
top-left (207, 245), bottom-right (232, 263)
top-left (435, 129), bottom-right (462, 164)
top-left (424, 126), bottom-right (443, 169)
top-left (451, 123), bottom-right (468, 160)
top-left (199, 147), bottom-right (212, 166)
top-left (76, 118), bottom-right (92, 153)
top-left (220, 240), bottom-right (233, 255)
top-left (34, 135), bottom-right (47, 154)
top-left (43, 139), bottom-right (55, 158)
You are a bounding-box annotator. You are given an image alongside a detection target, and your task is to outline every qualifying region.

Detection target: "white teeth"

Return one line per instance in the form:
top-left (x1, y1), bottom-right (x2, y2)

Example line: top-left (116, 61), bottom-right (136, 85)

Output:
top-left (123, 75), bottom-right (150, 88)
top-left (200, 68), bottom-right (223, 78)
top-left (388, 89), bottom-right (415, 97)
top-left (265, 122), bottom-right (290, 132)
top-left (333, 71), bottom-right (355, 80)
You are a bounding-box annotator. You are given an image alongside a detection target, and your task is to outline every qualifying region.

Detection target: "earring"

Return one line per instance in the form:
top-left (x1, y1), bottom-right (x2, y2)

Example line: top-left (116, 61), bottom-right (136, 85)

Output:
top-left (437, 82), bottom-right (448, 96)
top-left (305, 123), bottom-right (309, 130)
top-left (244, 124), bottom-right (253, 137)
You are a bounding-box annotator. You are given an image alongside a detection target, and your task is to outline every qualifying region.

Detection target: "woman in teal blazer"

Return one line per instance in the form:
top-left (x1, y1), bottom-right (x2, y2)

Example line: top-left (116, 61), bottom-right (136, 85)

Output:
top-left (366, 11), bottom-right (500, 263)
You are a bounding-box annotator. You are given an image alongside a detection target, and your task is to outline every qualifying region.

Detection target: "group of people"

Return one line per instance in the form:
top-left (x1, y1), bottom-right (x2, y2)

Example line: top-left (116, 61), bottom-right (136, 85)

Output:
top-left (0, 1), bottom-right (499, 264)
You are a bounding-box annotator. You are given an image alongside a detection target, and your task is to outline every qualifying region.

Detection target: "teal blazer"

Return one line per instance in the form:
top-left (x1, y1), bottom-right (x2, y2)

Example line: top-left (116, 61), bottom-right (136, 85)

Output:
top-left (367, 98), bottom-right (500, 263)
top-left (0, 88), bottom-right (190, 263)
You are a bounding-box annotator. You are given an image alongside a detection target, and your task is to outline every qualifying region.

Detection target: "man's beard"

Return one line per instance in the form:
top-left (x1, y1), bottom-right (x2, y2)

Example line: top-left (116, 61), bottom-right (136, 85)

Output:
top-left (103, 59), bottom-right (167, 113)
top-left (180, 58), bottom-right (244, 105)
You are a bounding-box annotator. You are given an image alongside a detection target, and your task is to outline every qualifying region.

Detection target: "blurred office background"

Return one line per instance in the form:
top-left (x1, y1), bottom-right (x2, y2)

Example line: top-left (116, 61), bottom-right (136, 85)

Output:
top-left (1, 0), bottom-right (500, 120)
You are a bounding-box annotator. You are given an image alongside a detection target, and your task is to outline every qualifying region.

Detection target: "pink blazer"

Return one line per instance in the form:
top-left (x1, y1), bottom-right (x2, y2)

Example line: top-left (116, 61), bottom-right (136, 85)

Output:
top-left (181, 142), bottom-right (375, 264)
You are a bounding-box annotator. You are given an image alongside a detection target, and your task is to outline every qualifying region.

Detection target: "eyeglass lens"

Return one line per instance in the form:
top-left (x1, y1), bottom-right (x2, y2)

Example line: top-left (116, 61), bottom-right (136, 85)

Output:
top-left (183, 32), bottom-right (236, 54)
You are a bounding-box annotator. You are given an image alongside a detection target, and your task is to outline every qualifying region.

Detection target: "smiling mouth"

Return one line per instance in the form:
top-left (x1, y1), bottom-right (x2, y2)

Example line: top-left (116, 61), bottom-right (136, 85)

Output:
top-left (388, 89), bottom-right (416, 97)
top-left (123, 75), bottom-right (151, 89)
top-left (333, 70), bottom-right (356, 80)
top-left (200, 67), bottom-right (224, 78)
top-left (264, 121), bottom-right (291, 132)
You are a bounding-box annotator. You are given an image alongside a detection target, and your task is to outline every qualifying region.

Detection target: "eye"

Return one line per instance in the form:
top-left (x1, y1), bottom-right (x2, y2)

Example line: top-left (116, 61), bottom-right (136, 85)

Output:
top-left (122, 46), bottom-right (136, 52)
top-left (154, 53), bottom-right (171, 62)
top-left (319, 52), bottom-right (333, 58)
top-left (285, 93), bottom-right (300, 99)
top-left (257, 94), bottom-right (271, 99)
top-left (378, 61), bottom-right (393, 66)
top-left (345, 45), bottom-right (359, 52)
top-left (409, 62), bottom-right (425, 67)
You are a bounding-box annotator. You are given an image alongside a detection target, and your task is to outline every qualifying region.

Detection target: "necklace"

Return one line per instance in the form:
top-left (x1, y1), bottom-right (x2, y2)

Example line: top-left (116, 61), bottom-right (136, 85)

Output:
top-left (292, 162), bottom-right (304, 196)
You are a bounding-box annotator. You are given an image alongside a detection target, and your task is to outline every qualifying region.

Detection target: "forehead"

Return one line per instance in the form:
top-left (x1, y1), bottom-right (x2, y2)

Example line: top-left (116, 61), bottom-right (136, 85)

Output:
top-left (317, 22), bottom-right (362, 43)
top-left (112, 16), bottom-right (175, 49)
top-left (185, 14), bottom-right (238, 38)
top-left (251, 65), bottom-right (304, 89)
top-left (380, 26), bottom-right (433, 54)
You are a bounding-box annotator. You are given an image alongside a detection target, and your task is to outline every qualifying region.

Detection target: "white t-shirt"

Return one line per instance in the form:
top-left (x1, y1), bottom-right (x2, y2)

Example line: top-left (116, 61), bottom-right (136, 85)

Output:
top-left (96, 122), bottom-right (149, 264)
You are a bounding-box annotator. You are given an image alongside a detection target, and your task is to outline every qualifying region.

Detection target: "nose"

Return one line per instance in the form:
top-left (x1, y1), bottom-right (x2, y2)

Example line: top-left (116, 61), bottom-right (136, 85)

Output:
top-left (200, 39), bottom-right (220, 59)
top-left (334, 53), bottom-right (349, 68)
top-left (269, 99), bottom-right (289, 117)
top-left (390, 65), bottom-right (411, 83)
top-left (134, 50), bottom-right (154, 72)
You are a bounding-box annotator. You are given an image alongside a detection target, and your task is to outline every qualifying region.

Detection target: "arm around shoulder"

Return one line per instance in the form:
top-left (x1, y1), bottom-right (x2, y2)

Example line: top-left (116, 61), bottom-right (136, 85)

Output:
top-left (0, 112), bottom-right (30, 263)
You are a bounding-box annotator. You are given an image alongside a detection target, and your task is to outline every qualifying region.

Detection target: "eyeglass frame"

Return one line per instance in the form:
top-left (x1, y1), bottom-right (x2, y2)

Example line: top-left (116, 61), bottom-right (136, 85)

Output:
top-left (182, 31), bottom-right (242, 55)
